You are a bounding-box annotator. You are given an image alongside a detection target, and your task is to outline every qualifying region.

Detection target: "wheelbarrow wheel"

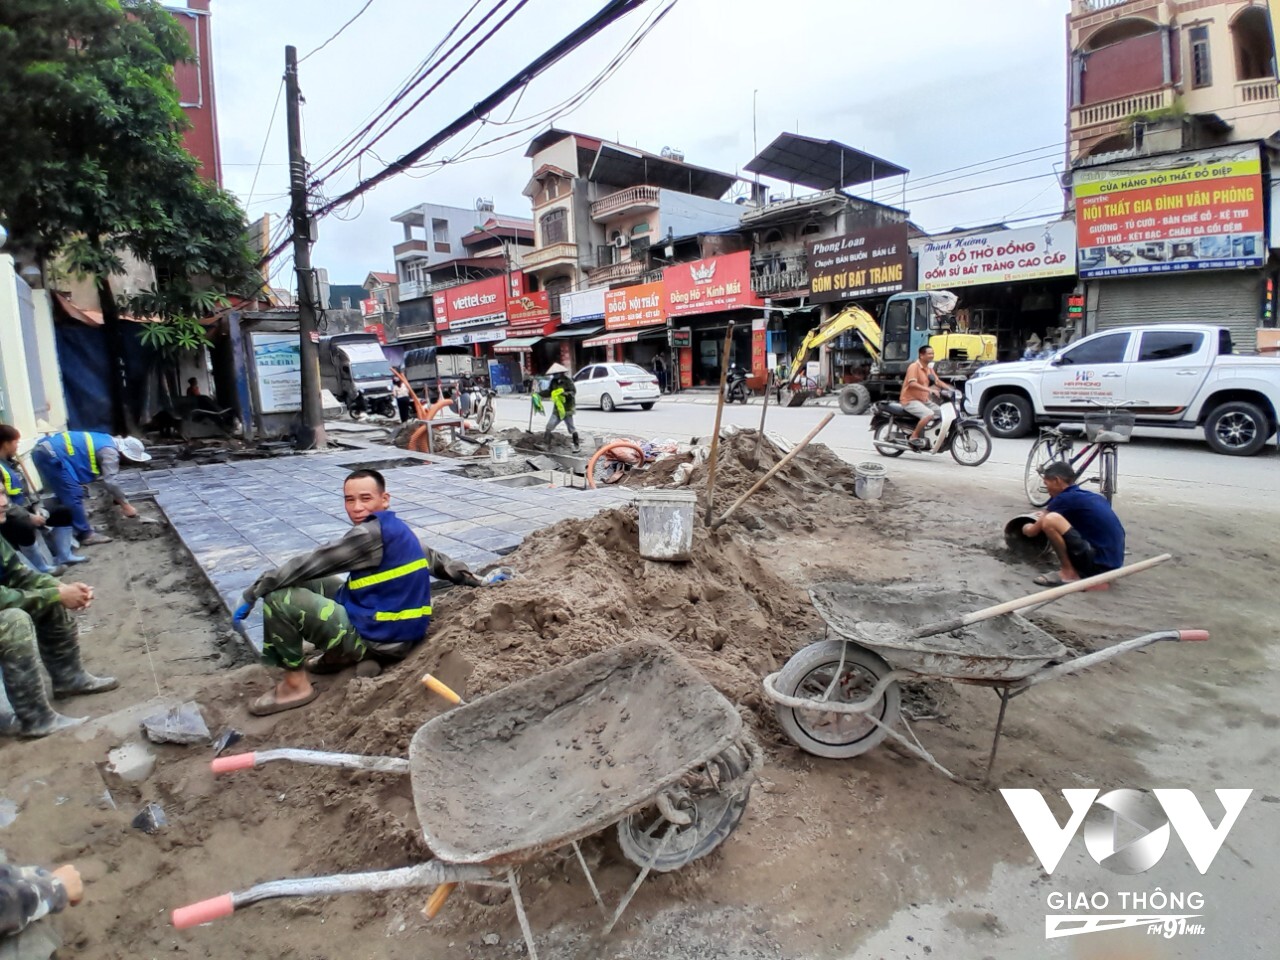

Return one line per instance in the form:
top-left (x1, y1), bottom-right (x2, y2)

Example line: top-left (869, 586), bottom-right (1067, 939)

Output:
top-left (616, 742), bottom-right (752, 873)
top-left (774, 640), bottom-right (901, 759)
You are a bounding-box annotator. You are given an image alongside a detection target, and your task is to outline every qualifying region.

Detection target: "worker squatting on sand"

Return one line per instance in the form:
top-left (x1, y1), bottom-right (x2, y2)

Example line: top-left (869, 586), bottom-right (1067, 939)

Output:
top-left (234, 469), bottom-right (486, 716)
top-left (0, 860), bottom-right (83, 958)
top-left (0, 537), bottom-right (118, 738)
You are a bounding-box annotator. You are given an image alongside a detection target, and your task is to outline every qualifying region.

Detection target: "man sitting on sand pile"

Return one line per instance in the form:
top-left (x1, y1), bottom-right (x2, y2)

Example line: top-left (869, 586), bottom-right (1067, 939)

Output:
top-left (235, 469), bottom-right (490, 716)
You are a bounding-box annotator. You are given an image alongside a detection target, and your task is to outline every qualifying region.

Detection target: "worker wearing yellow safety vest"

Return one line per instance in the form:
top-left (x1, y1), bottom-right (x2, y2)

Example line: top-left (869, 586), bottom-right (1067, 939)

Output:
top-left (0, 425), bottom-right (85, 574)
top-left (539, 363), bottom-right (580, 451)
top-left (233, 469), bottom-right (494, 716)
top-left (29, 431), bottom-right (150, 546)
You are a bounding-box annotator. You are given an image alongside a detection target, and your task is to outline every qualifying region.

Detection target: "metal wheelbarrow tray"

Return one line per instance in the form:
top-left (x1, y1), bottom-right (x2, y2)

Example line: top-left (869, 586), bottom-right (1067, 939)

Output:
top-left (173, 641), bottom-right (757, 960)
top-left (763, 572), bottom-right (1207, 782)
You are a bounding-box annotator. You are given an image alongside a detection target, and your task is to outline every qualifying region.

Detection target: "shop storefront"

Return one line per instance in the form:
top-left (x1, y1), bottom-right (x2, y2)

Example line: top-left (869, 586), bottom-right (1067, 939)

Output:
top-left (917, 219), bottom-right (1078, 360)
top-left (554, 287), bottom-right (608, 370)
top-left (1073, 144), bottom-right (1265, 350)
top-left (599, 279), bottom-right (667, 371)
top-left (807, 223), bottom-right (911, 383)
top-left (663, 251), bottom-right (764, 387)
top-left (432, 274), bottom-right (510, 371)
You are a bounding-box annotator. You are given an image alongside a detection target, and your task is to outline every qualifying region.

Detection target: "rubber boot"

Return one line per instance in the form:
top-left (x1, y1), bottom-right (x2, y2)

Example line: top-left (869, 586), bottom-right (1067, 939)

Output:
top-left (571, 431), bottom-right (581, 452)
top-left (37, 614), bottom-right (118, 698)
top-left (0, 629), bottom-right (85, 737)
top-left (19, 540), bottom-right (64, 577)
top-left (49, 525), bottom-right (88, 565)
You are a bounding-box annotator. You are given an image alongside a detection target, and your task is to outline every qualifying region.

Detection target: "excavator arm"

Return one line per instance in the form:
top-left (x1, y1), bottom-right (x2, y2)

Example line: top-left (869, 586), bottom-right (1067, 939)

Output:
top-left (787, 304), bottom-right (882, 383)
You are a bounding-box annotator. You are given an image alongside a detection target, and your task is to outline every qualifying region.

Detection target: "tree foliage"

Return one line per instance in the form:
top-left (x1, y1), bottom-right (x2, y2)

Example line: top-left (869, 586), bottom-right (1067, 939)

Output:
top-left (0, 0), bottom-right (258, 319)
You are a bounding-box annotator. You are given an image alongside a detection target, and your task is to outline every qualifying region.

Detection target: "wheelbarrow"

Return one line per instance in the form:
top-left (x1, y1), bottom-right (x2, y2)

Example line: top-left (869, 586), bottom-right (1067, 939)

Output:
top-left (762, 555), bottom-right (1208, 782)
top-left (173, 641), bottom-right (758, 959)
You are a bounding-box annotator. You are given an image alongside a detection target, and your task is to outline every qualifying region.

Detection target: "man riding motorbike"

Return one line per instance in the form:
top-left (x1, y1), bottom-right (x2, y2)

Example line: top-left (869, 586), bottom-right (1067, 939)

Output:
top-left (900, 345), bottom-right (952, 449)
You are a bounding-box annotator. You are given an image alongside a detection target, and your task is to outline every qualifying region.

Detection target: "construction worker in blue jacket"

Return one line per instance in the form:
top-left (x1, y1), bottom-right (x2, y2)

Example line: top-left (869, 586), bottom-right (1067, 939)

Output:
top-left (234, 469), bottom-right (487, 716)
top-left (30, 431), bottom-right (150, 546)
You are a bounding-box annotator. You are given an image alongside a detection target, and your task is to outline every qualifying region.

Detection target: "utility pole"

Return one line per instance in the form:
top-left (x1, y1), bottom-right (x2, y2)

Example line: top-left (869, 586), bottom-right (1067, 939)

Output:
top-left (285, 45), bottom-right (327, 450)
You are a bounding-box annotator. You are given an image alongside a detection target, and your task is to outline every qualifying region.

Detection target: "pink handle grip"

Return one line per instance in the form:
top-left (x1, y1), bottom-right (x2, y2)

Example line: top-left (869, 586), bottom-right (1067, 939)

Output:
top-left (211, 753), bottom-right (257, 774)
top-left (172, 894), bottom-right (235, 929)
top-left (1178, 629), bottom-right (1210, 642)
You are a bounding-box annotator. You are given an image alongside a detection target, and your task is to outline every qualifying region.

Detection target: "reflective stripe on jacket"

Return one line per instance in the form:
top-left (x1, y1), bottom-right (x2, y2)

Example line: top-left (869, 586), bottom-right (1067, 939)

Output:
top-left (336, 510), bottom-right (433, 645)
top-left (47, 432), bottom-right (112, 484)
top-left (0, 461), bottom-right (23, 500)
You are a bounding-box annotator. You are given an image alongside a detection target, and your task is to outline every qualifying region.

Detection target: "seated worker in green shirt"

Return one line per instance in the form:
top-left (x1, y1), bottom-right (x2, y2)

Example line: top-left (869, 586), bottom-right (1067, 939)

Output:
top-left (0, 538), bottom-right (117, 738)
top-left (234, 469), bottom-right (488, 716)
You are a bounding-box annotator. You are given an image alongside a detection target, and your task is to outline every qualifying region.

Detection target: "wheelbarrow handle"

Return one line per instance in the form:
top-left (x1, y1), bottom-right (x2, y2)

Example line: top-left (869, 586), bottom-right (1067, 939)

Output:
top-left (173, 863), bottom-right (495, 929)
top-left (1010, 629), bottom-right (1208, 692)
top-left (210, 749), bottom-right (410, 776)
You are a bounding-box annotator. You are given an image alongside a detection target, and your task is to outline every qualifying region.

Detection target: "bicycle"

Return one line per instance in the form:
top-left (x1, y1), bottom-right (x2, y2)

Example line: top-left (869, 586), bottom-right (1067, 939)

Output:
top-left (1023, 401), bottom-right (1141, 507)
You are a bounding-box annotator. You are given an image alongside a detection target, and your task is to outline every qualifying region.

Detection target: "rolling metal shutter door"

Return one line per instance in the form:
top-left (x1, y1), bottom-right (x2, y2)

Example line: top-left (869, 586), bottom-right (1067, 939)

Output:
top-left (1092, 273), bottom-right (1260, 350)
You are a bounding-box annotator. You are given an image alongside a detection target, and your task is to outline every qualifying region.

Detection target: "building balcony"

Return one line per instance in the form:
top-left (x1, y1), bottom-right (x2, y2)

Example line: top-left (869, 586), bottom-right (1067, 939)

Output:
top-left (586, 258), bottom-right (648, 286)
top-left (590, 185), bottom-right (660, 222)
top-left (1071, 87), bottom-right (1175, 130)
top-left (1071, 0), bottom-right (1144, 16)
top-left (398, 279), bottom-right (428, 301)
top-left (1236, 77), bottom-right (1278, 106)
top-left (751, 257), bottom-right (809, 297)
top-left (394, 239), bottom-right (430, 260)
top-left (521, 241), bottom-right (579, 271)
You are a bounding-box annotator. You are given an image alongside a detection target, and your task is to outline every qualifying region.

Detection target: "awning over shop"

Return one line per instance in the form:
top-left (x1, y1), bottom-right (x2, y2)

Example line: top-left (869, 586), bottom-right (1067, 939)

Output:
top-left (545, 324), bottom-right (603, 339)
top-left (582, 330), bottom-right (639, 348)
top-left (744, 133), bottom-right (907, 190)
top-left (493, 336), bottom-right (543, 354)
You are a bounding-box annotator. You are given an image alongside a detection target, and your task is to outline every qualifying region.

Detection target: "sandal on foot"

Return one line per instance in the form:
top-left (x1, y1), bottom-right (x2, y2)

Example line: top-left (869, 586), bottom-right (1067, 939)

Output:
top-left (249, 687), bottom-right (319, 716)
top-left (1033, 573), bottom-right (1074, 587)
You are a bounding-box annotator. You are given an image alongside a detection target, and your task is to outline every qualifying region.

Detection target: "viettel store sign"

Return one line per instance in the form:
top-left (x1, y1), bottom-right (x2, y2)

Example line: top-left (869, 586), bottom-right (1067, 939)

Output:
top-left (1073, 145), bottom-right (1265, 278)
top-left (432, 274), bottom-right (508, 332)
top-left (663, 251), bottom-right (762, 316)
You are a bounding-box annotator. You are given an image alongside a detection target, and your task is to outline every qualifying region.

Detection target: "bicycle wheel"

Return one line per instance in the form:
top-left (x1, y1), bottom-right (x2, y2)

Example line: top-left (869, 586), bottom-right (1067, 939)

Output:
top-left (1100, 447), bottom-right (1118, 503)
top-left (1023, 434), bottom-right (1062, 507)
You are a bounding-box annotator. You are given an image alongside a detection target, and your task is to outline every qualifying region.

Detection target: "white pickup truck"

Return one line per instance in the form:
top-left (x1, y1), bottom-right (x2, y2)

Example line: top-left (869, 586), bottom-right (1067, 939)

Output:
top-left (963, 324), bottom-right (1280, 456)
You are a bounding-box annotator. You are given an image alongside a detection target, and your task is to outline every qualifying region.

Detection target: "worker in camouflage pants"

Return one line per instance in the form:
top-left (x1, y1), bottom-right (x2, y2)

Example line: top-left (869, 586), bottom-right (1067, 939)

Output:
top-left (258, 576), bottom-right (364, 671)
top-left (0, 538), bottom-right (117, 738)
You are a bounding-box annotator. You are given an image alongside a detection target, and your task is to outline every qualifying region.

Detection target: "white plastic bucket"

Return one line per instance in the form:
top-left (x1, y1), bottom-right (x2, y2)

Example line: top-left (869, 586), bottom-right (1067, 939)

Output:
top-left (635, 489), bottom-right (696, 562)
top-left (490, 440), bottom-right (512, 464)
top-left (854, 461), bottom-right (886, 500)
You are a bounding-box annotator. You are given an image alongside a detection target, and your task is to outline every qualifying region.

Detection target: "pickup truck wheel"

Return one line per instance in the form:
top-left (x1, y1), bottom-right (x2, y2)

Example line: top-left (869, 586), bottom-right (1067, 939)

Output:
top-left (838, 384), bottom-right (872, 416)
top-left (984, 393), bottom-right (1033, 439)
top-left (1205, 401), bottom-right (1270, 457)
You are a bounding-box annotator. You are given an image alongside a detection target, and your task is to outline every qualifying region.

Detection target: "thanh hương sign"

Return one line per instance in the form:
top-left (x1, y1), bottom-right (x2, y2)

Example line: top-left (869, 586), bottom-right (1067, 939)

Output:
top-left (1073, 145), bottom-right (1265, 278)
top-left (807, 224), bottom-right (909, 302)
top-left (919, 220), bottom-right (1076, 290)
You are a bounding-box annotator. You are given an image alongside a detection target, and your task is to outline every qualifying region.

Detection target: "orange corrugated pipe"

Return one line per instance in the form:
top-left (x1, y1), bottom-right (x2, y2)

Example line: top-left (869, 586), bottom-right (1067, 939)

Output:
top-left (586, 441), bottom-right (646, 489)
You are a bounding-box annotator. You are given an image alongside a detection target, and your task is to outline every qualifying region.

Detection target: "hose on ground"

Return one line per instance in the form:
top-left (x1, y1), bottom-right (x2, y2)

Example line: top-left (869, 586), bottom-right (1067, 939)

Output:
top-left (586, 441), bottom-right (646, 489)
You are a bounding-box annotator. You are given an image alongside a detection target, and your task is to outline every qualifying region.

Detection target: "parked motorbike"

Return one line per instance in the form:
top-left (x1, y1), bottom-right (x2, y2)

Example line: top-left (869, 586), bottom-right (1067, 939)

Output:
top-left (457, 384), bottom-right (497, 434)
top-left (725, 365), bottom-right (750, 404)
top-left (869, 389), bottom-right (992, 466)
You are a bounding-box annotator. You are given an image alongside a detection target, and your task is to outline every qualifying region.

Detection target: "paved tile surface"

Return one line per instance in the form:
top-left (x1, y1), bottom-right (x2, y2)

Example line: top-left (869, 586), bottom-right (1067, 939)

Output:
top-left (127, 449), bottom-right (633, 651)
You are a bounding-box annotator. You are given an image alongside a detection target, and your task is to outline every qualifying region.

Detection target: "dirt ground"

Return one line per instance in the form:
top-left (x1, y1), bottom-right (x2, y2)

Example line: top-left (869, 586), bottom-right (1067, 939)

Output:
top-left (0, 436), bottom-right (1271, 959)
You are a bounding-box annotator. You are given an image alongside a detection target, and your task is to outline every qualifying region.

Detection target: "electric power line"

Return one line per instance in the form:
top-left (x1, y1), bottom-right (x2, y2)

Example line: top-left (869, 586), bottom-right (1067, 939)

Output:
top-left (245, 79), bottom-right (284, 212)
top-left (299, 0), bottom-right (377, 63)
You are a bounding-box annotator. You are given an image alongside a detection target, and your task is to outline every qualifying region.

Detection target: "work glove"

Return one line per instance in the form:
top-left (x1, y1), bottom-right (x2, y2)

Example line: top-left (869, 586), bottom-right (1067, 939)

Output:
top-left (232, 600), bottom-right (254, 633)
top-left (481, 567), bottom-right (513, 587)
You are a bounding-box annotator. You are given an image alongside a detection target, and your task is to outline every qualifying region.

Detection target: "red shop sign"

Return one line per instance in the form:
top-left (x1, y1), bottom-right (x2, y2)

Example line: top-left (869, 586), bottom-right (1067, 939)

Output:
top-left (506, 289), bottom-right (551, 326)
top-left (663, 251), bottom-right (762, 316)
top-left (604, 280), bottom-right (665, 331)
top-left (435, 274), bottom-right (508, 332)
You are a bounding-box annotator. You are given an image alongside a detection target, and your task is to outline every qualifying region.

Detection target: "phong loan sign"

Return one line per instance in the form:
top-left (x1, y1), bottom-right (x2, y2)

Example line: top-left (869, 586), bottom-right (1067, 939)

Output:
top-left (1074, 145), bottom-right (1265, 278)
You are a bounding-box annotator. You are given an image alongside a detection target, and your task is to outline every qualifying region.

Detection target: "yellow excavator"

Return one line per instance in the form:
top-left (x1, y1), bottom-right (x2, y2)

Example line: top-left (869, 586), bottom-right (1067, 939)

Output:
top-left (785, 291), bottom-right (996, 415)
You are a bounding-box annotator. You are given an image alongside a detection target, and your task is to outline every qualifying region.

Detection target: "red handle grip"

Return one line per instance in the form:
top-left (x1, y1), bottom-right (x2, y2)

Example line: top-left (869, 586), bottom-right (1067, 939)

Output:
top-left (1178, 629), bottom-right (1210, 642)
top-left (172, 894), bottom-right (235, 929)
top-left (211, 753), bottom-right (257, 774)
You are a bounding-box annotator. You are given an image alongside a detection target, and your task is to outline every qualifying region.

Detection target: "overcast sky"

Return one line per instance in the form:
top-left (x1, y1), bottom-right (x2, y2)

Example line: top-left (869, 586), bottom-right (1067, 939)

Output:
top-left (210, 0), bottom-right (1071, 285)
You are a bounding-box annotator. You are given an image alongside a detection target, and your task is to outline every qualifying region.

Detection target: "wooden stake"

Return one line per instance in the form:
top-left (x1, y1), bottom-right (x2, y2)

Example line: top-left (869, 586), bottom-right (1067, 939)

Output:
top-left (703, 321), bottom-right (735, 524)
top-left (747, 371), bottom-right (772, 468)
top-left (712, 413), bottom-right (834, 530)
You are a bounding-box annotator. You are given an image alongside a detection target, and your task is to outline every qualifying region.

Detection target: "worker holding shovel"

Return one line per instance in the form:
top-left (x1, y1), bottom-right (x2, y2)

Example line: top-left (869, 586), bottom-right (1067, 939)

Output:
top-left (539, 363), bottom-right (580, 452)
top-left (233, 469), bottom-right (491, 716)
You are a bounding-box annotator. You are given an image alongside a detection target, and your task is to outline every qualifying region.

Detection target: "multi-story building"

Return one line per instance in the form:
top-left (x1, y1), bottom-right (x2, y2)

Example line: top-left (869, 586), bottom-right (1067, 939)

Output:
top-left (1068, 0), bottom-right (1278, 162)
top-left (1066, 1), bottom-right (1279, 347)
top-left (521, 128), bottom-right (745, 369)
top-left (166, 0), bottom-right (222, 184)
top-left (390, 200), bottom-right (534, 341)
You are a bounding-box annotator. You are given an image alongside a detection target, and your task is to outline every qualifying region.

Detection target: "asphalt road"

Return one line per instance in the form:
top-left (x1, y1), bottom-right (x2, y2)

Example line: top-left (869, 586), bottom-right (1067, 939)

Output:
top-left (493, 394), bottom-right (1280, 510)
